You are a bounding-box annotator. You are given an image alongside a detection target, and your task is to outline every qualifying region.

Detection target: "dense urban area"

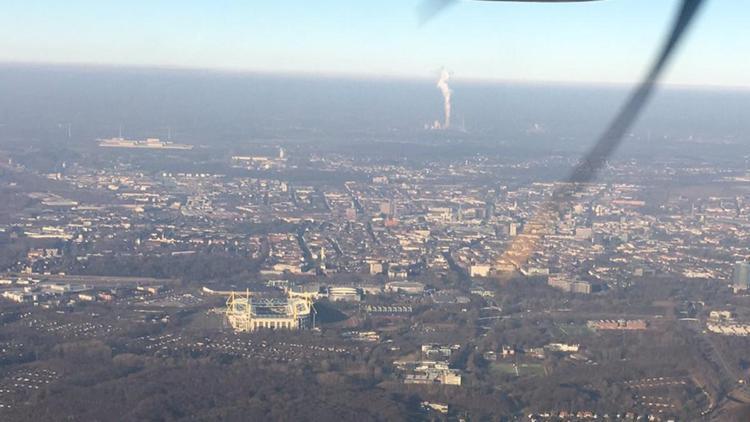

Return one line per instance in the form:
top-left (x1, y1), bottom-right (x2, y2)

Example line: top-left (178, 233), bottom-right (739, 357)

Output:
top-left (1, 126), bottom-right (750, 421)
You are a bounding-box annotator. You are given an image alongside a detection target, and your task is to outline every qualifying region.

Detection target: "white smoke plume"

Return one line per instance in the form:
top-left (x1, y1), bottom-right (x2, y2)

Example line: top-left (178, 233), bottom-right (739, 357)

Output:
top-left (436, 69), bottom-right (452, 129)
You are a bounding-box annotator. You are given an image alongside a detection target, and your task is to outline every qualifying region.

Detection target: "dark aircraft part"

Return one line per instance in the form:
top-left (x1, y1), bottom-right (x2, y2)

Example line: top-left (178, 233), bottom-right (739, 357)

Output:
top-left (421, 0), bottom-right (705, 265)
top-left (562, 0), bottom-right (705, 191)
top-left (422, 0), bottom-right (705, 201)
top-left (539, 0), bottom-right (705, 260)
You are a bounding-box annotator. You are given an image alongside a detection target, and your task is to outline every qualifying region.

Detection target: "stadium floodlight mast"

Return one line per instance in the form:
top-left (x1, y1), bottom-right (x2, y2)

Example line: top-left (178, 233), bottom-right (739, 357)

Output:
top-left (421, 0), bottom-right (706, 267)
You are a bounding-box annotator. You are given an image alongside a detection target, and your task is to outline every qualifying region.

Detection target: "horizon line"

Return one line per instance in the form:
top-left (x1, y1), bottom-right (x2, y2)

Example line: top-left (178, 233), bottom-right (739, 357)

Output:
top-left (1, 59), bottom-right (749, 93)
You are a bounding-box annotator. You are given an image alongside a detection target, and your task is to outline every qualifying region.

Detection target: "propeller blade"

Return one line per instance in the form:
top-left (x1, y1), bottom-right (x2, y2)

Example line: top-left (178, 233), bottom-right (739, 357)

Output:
top-left (484, 0), bottom-right (705, 268)
top-left (416, 0), bottom-right (705, 267)
top-left (419, 0), bottom-right (602, 25)
top-left (418, 0), bottom-right (457, 25)
top-left (561, 0), bottom-right (705, 195)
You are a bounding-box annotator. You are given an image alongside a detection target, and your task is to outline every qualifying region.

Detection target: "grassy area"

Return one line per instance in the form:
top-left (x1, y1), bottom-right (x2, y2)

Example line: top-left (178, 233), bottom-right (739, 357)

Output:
top-left (492, 362), bottom-right (517, 376)
top-left (491, 362), bottom-right (545, 378)
top-left (553, 322), bottom-right (594, 339)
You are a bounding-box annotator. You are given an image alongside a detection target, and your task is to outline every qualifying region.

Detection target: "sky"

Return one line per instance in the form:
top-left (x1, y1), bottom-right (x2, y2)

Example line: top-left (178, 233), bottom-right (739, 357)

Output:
top-left (1, 0), bottom-right (748, 87)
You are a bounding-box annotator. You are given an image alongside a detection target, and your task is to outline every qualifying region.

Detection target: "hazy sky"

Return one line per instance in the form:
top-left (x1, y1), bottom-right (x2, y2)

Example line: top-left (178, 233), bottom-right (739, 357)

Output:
top-left (1, 0), bottom-right (748, 87)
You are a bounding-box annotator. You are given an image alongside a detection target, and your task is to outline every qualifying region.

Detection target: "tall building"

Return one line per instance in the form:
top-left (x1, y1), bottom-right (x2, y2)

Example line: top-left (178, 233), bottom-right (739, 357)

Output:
top-left (733, 261), bottom-right (750, 292)
top-left (380, 200), bottom-right (394, 216)
top-left (484, 201), bottom-right (495, 222)
top-left (508, 222), bottom-right (518, 237)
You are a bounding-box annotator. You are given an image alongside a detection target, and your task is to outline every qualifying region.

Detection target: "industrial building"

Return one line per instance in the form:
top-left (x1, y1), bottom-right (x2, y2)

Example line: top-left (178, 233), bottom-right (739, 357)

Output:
top-left (98, 137), bottom-right (193, 150)
top-left (587, 319), bottom-right (647, 331)
top-left (385, 281), bottom-right (425, 295)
